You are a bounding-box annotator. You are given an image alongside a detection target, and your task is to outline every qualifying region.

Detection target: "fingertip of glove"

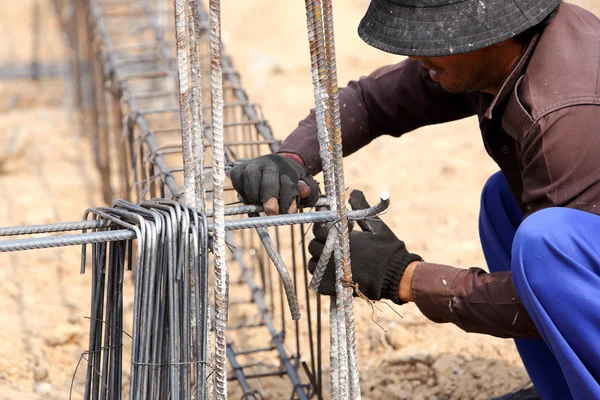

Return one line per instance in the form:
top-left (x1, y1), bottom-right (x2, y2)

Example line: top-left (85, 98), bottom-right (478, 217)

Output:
top-left (348, 190), bottom-right (370, 210)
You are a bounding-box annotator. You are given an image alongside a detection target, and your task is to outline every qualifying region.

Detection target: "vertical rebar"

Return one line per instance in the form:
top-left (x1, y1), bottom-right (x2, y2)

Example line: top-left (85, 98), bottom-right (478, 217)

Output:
top-left (209, 0), bottom-right (228, 398)
top-left (189, 0), bottom-right (207, 212)
top-left (186, 2), bottom-right (207, 398)
top-left (304, 0), bottom-right (351, 397)
top-left (322, 0), bottom-right (361, 397)
top-left (174, 0), bottom-right (196, 208)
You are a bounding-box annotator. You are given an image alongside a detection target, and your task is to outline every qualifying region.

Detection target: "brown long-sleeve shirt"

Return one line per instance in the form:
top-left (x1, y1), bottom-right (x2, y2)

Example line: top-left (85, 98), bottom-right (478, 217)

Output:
top-left (278, 3), bottom-right (600, 339)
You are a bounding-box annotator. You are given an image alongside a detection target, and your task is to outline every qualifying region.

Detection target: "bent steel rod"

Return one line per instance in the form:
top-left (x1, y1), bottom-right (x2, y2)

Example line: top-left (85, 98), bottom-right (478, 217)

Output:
top-left (229, 234), bottom-right (309, 400)
top-left (0, 0), bottom-right (332, 397)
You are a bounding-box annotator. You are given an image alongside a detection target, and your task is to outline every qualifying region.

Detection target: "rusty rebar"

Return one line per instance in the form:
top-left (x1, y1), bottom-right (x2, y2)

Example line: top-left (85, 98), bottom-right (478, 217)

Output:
top-left (209, 0), bottom-right (229, 398)
top-left (304, 0), bottom-right (348, 397)
top-left (321, 0), bottom-right (362, 396)
top-left (174, 0), bottom-right (195, 208)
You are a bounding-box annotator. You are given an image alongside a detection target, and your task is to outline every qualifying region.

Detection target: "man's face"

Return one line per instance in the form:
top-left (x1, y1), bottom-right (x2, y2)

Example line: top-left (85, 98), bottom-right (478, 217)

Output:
top-left (408, 44), bottom-right (514, 94)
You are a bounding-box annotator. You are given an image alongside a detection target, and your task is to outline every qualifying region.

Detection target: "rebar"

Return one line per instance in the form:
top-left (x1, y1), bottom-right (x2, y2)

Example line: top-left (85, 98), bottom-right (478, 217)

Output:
top-left (309, 192), bottom-right (390, 292)
top-left (0, 229), bottom-right (135, 252)
top-left (321, 0), bottom-right (362, 395)
top-left (0, 198), bottom-right (329, 238)
top-left (303, 0), bottom-right (365, 397)
top-left (174, 0), bottom-right (195, 208)
top-left (0, 220), bottom-right (112, 237)
top-left (0, 0), bottom-right (394, 397)
top-left (208, 0), bottom-right (228, 398)
top-left (76, 201), bottom-right (210, 399)
top-left (255, 226), bottom-right (301, 320)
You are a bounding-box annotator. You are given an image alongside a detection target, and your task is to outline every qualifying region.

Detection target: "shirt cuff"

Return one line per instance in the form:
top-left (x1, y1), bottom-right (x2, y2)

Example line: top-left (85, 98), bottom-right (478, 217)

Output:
top-left (410, 262), bottom-right (464, 326)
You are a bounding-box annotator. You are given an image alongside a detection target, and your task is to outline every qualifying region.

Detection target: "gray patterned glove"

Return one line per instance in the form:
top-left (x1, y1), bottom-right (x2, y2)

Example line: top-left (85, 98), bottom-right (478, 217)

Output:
top-left (230, 154), bottom-right (320, 214)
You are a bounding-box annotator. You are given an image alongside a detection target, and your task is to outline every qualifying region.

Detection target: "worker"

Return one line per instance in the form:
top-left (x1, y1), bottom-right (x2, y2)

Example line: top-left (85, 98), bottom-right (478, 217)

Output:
top-left (230, 0), bottom-right (600, 398)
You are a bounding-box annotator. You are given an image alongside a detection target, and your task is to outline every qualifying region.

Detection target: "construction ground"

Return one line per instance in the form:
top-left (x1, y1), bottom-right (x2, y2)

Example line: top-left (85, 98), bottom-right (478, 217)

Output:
top-left (1, 0), bottom-right (599, 399)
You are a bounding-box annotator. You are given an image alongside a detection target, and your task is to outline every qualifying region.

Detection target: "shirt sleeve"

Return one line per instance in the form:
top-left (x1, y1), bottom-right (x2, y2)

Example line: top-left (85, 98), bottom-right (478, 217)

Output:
top-left (520, 105), bottom-right (600, 216)
top-left (411, 262), bottom-right (541, 338)
top-left (277, 59), bottom-right (475, 175)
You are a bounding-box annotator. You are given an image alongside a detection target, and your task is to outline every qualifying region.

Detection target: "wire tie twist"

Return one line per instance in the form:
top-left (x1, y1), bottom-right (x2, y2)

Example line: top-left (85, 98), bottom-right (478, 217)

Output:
top-left (341, 278), bottom-right (387, 332)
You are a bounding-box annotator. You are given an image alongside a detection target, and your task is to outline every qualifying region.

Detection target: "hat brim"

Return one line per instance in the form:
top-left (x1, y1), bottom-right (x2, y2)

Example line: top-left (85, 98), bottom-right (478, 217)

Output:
top-left (358, 0), bottom-right (561, 57)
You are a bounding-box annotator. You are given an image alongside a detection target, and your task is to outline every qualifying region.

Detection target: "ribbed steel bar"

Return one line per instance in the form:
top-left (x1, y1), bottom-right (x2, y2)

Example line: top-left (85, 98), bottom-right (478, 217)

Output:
top-left (208, 195), bottom-right (388, 231)
top-left (173, 0), bottom-right (195, 208)
top-left (304, 0), bottom-right (334, 195)
top-left (1, 0), bottom-right (328, 397)
top-left (304, 1), bottom-right (346, 397)
top-left (0, 196), bottom-right (385, 253)
top-left (0, 229), bottom-right (135, 253)
top-left (189, 0), bottom-right (207, 212)
top-left (322, 0), bottom-right (361, 396)
top-left (0, 219), bottom-right (112, 237)
top-left (226, 344), bottom-right (257, 400)
top-left (206, 197), bottom-right (329, 217)
top-left (308, 226), bottom-right (336, 291)
top-left (229, 234), bottom-right (309, 400)
top-left (309, 192), bottom-right (390, 291)
top-left (184, 1), bottom-right (207, 397)
top-left (255, 227), bottom-right (301, 320)
top-left (209, 0), bottom-right (228, 398)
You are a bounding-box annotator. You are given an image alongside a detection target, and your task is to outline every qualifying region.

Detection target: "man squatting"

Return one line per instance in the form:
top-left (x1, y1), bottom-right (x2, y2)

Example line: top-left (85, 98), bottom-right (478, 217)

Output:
top-left (230, 0), bottom-right (600, 398)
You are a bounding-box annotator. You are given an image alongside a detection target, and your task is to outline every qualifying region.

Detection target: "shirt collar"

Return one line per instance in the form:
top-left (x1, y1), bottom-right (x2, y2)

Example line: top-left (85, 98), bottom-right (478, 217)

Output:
top-left (484, 34), bottom-right (540, 120)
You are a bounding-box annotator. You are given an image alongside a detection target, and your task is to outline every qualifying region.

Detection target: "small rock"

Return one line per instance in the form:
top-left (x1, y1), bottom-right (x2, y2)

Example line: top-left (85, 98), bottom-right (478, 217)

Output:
top-left (45, 323), bottom-right (82, 346)
top-left (35, 382), bottom-right (52, 395)
top-left (385, 323), bottom-right (411, 349)
top-left (34, 365), bottom-right (48, 381)
top-left (432, 354), bottom-right (465, 378)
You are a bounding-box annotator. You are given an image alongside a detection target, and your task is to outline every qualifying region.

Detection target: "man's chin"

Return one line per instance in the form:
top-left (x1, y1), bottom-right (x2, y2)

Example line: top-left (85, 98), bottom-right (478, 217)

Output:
top-left (439, 82), bottom-right (478, 94)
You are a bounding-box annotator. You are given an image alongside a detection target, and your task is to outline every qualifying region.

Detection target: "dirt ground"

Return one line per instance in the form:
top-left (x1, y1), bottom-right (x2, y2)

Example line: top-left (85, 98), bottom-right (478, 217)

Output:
top-left (1, 0), bottom-right (599, 399)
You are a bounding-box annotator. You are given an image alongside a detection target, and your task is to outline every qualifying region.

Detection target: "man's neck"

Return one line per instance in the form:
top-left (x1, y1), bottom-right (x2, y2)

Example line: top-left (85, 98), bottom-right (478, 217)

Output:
top-left (481, 40), bottom-right (527, 95)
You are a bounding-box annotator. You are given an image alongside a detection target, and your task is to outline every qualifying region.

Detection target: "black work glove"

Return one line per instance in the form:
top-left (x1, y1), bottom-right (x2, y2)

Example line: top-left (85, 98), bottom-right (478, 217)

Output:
top-left (230, 154), bottom-right (320, 215)
top-left (308, 190), bottom-right (422, 304)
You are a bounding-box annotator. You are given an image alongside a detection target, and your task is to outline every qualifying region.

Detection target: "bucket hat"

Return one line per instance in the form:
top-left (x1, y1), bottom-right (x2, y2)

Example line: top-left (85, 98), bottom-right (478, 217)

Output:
top-left (358, 0), bottom-right (562, 56)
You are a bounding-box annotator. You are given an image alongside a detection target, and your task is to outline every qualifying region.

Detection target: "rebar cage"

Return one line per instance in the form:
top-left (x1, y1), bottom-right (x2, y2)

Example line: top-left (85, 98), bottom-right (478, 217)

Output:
top-left (56, 0), bottom-right (326, 398)
top-left (0, 0), bottom-right (383, 397)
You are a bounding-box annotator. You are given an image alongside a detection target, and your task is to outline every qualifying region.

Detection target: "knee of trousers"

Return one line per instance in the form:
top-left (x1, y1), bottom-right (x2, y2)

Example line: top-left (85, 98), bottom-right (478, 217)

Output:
top-left (480, 171), bottom-right (508, 207)
top-left (510, 207), bottom-right (576, 297)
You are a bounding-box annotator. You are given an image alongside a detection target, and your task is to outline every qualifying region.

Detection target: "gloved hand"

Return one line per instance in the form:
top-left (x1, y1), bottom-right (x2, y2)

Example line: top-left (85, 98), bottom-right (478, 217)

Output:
top-left (308, 190), bottom-right (422, 304)
top-left (230, 154), bottom-right (320, 215)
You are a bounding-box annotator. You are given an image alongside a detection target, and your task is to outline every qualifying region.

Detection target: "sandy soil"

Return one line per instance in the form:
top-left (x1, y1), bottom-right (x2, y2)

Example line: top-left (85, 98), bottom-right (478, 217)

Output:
top-left (1, 0), bottom-right (599, 399)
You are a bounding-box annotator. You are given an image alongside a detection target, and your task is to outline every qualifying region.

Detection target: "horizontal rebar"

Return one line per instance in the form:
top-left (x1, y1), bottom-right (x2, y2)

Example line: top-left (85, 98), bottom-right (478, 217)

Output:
top-left (0, 229), bottom-right (135, 252)
top-left (0, 219), bottom-right (112, 237)
top-left (213, 193), bottom-right (389, 231)
top-left (0, 194), bottom-right (388, 250)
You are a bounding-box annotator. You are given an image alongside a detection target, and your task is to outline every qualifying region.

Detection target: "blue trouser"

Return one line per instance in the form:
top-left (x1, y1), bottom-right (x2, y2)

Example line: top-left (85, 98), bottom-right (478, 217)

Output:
top-left (479, 172), bottom-right (600, 400)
